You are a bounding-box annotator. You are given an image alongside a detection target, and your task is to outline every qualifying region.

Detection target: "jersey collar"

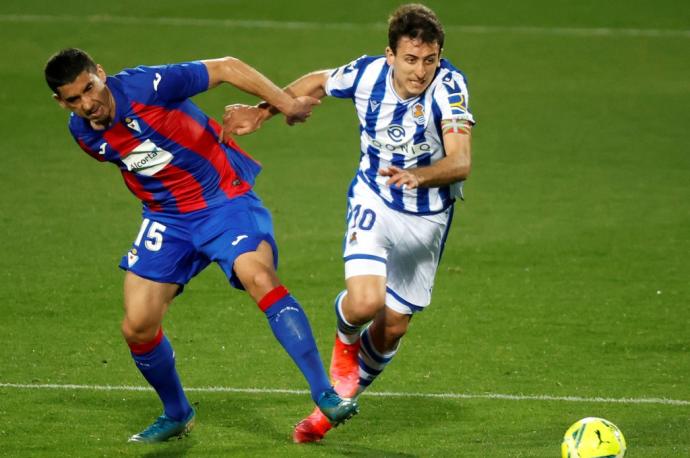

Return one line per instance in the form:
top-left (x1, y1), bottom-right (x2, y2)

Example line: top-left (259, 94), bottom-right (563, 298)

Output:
top-left (105, 76), bottom-right (129, 127)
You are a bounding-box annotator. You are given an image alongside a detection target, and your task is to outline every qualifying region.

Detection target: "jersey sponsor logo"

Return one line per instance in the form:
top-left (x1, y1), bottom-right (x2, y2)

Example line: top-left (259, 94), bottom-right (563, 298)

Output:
top-left (125, 117), bottom-right (142, 133)
top-left (369, 100), bottom-right (381, 112)
top-left (367, 134), bottom-right (432, 156)
top-left (98, 142), bottom-right (108, 155)
top-left (387, 125), bottom-right (406, 143)
top-left (153, 72), bottom-right (162, 91)
top-left (412, 102), bottom-right (425, 125)
top-left (121, 139), bottom-right (173, 176)
top-left (231, 234), bottom-right (248, 246)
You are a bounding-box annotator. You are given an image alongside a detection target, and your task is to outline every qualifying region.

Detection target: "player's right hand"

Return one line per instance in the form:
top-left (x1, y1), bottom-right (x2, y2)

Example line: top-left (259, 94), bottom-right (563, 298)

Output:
top-left (222, 104), bottom-right (266, 138)
top-left (284, 96), bottom-right (321, 126)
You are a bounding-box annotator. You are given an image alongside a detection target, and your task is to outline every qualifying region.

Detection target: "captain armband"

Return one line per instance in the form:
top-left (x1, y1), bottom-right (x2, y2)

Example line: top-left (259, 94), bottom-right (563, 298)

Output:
top-left (441, 118), bottom-right (472, 135)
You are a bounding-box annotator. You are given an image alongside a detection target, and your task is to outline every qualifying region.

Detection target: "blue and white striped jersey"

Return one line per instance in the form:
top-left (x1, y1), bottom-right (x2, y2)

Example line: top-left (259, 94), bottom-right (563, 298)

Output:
top-left (326, 55), bottom-right (475, 215)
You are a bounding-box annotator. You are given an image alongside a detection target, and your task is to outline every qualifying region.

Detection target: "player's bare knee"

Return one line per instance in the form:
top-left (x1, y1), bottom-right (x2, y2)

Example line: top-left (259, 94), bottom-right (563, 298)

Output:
top-left (256, 268), bottom-right (279, 290)
top-left (241, 267), bottom-right (279, 302)
top-left (345, 291), bottom-right (384, 323)
top-left (121, 317), bottom-right (158, 344)
top-left (251, 268), bottom-right (273, 288)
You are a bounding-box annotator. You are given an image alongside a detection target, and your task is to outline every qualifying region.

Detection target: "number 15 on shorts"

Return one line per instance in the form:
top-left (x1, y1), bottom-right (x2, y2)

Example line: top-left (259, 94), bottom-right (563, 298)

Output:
top-left (134, 218), bottom-right (167, 252)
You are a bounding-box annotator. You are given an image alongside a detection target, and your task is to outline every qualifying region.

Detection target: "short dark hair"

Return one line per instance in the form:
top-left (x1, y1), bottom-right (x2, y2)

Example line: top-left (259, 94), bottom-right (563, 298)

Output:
top-left (388, 3), bottom-right (445, 53)
top-left (44, 48), bottom-right (97, 93)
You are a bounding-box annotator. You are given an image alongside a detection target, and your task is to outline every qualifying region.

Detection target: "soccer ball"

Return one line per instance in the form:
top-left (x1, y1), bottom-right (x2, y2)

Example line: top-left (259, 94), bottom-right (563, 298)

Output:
top-left (561, 417), bottom-right (627, 458)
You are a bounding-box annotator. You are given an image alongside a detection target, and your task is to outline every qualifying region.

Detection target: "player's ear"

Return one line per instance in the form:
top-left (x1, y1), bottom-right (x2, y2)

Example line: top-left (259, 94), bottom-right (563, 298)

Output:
top-left (96, 64), bottom-right (107, 82)
top-left (385, 46), bottom-right (395, 65)
top-left (53, 92), bottom-right (68, 109)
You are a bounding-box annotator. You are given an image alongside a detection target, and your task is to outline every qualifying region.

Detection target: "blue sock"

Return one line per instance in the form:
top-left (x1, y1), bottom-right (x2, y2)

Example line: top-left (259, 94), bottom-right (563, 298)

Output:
top-left (260, 286), bottom-right (332, 403)
top-left (130, 332), bottom-right (192, 421)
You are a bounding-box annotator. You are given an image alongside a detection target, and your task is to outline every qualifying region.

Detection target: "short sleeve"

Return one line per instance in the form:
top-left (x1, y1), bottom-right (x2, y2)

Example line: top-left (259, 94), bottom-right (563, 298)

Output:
top-left (325, 55), bottom-right (370, 99)
top-left (435, 70), bottom-right (475, 125)
top-left (148, 61), bottom-right (210, 102)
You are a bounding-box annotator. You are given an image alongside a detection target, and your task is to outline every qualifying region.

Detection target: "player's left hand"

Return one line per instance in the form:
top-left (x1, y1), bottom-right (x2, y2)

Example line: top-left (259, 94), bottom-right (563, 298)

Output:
top-left (222, 104), bottom-right (267, 139)
top-left (379, 166), bottom-right (420, 190)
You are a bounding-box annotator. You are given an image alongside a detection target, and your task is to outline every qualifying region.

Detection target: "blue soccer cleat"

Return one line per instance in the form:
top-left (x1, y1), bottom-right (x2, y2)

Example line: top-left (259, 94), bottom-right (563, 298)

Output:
top-left (128, 408), bottom-right (195, 443)
top-left (316, 389), bottom-right (359, 426)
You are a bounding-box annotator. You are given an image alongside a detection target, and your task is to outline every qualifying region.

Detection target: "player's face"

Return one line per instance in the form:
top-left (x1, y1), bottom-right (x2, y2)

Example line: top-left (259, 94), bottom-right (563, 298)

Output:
top-left (54, 65), bottom-right (114, 128)
top-left (386, 37), bottom-right (441, 99)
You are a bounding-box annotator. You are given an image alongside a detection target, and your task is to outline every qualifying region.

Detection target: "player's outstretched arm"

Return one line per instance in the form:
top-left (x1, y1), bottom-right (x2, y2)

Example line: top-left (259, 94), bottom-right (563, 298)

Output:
top-left (223, 95), bottom-right (316, 137)
top-left (284, 70), bottom-right (330, 100)
top-left (222, 70), bottom-right (330, 138)
top-left (203, 57), bottom-right (320, 126)
top-left (380, 123), bottom-right (473, 189)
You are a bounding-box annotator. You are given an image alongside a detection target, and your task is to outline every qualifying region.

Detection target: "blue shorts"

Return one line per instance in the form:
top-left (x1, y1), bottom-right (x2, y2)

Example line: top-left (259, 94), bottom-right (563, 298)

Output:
top-left (119, 191), bottom-right (277, 291)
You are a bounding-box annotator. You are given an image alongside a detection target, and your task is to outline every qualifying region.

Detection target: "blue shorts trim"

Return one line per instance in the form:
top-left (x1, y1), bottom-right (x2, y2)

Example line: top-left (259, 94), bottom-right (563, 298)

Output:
top-left (386, 286), bottom-right (425, 313)
top-left (343, 254), bottom-right (387, 264)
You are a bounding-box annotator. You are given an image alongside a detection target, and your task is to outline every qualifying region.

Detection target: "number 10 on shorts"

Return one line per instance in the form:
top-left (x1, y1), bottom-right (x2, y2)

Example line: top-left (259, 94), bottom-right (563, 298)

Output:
top-left (134, 218), bottom-right (167, 252)
top-left (348, 204), bottom-right (376, 231)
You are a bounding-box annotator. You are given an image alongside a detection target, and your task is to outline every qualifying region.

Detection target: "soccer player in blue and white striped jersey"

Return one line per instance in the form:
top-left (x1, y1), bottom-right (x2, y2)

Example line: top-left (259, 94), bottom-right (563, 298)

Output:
top-left (224, 3), bottom-right (474, 443)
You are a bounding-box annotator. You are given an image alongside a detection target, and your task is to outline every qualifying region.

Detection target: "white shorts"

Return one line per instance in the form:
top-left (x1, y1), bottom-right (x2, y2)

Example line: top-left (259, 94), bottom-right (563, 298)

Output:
top-left (342, 179), bottom-right (454, 315)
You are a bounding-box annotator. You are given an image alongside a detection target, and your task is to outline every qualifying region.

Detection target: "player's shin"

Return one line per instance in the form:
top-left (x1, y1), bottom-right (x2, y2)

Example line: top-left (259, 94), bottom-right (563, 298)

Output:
top-left (357, 325), bottom-right (400, 395)
top-left (258, 286), bottom-right (331, 403)
top-left (129, 328), bottom-right (192, 421)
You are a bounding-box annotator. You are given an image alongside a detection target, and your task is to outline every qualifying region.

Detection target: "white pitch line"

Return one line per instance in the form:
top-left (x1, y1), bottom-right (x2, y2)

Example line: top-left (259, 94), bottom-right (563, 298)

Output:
top-left (1, 382), bottom-right (688, 406)
top-left (1, 14), bottom-right (689, 38)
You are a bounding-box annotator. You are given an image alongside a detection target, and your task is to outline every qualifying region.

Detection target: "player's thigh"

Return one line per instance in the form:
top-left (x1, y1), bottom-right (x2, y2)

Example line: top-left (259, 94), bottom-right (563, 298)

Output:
top-left (122, 271), bottom-right (179, 341)
top-left (344, 275), bottom-right (387, 323)
top-left (197, 196), bottom-right (280, 298)
top-left (233, 240), bottom-right (281, 302)
top-left (120, 215), bottom-right (205, 340)
top-left (386, 209), bottom-right (451, 314)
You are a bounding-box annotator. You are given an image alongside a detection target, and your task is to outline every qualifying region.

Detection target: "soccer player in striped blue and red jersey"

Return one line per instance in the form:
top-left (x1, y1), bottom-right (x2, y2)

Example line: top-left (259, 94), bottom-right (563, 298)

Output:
top-left (44, 48), bottom-right (358, 443)
top-left (224, 4), bottom-right (474, 443)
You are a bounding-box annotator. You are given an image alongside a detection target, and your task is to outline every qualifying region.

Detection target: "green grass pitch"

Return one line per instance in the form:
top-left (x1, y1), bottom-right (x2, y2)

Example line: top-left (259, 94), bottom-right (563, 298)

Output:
top-left (0, 1), bottom-right (688, 456)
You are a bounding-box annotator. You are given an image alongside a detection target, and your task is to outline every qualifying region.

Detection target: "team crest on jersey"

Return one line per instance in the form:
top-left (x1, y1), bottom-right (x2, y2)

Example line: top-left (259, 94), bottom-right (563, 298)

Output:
top-left (412, 102), bottom-right (425, 125)
top-left (127, 248), bottom-right (139, 267)
top-left (125, 117), bottom-right (141, 133)
top-left (349, 231), bottom-right (358, 245)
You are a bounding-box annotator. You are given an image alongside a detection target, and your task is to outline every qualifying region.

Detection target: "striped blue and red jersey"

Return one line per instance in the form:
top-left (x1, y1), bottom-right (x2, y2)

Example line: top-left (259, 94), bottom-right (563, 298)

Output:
top-left (69, 61), bottom-right (261, 214)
